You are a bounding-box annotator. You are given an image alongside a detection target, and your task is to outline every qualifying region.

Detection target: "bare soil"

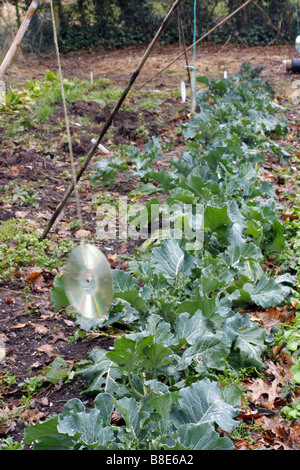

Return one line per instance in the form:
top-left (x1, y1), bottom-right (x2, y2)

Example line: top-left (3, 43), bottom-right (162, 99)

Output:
top-left (0, 44), bottom-right (300, 449)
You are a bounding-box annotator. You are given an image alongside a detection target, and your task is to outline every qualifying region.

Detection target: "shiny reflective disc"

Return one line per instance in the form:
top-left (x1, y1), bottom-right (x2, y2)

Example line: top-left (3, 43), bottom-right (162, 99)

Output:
top-left (181, 80), bottom-right (186, 102)
top-left (296, 35), bottom-right (300, 53)
top-left (64, 244), bottom-right (113, 319)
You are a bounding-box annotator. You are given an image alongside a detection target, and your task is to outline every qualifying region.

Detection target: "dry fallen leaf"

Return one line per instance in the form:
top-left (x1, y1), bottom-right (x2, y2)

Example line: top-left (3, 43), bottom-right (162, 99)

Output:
top-left (75, 229), bottom-right (91, 238)
top-left (10, 323), bottom-right (27, 329)
top-left (49, 333), bottom-right (68, 344)
top-left (0, 333), bottom-right (8, 343)
top-left (27, 270), bottom-right (44, 280)
top-left (35, 397), bottom-right (49, 407)
top-left (14, 266), bottom-right (43, 279)
top-left (15, 211), bottom-right (28, 219)
top-left (5, 421), bottom-right (17, 434)
top-left (32, 274), bottom-right (47, 292)
top-left (9, 165), bottom-right (20, 176)
top-left (23, 408), bottom-right (47, 424)
top-left (37, 344), bottom-right (55, 357)
top-left (30, 322), bottom-right (48, 335)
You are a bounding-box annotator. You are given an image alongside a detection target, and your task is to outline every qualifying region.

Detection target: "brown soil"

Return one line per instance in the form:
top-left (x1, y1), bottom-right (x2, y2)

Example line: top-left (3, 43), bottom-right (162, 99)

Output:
top-left (0, 44), bottom-right (300, 449)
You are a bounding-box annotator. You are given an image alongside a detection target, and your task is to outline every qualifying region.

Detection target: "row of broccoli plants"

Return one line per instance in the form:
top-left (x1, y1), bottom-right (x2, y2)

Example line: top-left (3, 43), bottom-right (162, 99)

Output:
top-left (24, 63), bottom-right (296, 450)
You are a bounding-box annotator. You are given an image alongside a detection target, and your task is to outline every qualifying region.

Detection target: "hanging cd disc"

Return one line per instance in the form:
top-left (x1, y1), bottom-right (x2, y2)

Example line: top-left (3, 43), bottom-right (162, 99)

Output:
top-left (64, 244), bottom-right (114, 319)
top-left (181, 80), bottom-right (186, 103)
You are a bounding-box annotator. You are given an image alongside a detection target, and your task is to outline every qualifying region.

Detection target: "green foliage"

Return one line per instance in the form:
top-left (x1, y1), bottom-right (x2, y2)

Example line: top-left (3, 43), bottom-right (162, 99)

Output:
top-left (77, 307), bottom-right (267, 396)
top-left (2, 182), bottom-right (41, 208)
top-left (222, 0), bottom-right (295, 46)
top-left (0, 70), bottom-right (114, 141)
top-left (281, 401), bottom-right (300, 422)
top-left (42, 356), bottom-right (72, 385)
top-left (20, 0), bottom-right (297, 51)
top-left (18, 376), bottom-right (44, 397)
top-left (91, 137), bottom-right (162, 187)
top-left (37, 63), bottom-right (295, 450)
top-left (275, 313), bottom-right (300, 384)
top-left (50, 276), bottom-right (70, 312)
top-left (24, 379), bottom-right (238, 450)
top-left (0, 219), bottom-right (74, 279)
top-left (0, 437), bottom-right (24, 451)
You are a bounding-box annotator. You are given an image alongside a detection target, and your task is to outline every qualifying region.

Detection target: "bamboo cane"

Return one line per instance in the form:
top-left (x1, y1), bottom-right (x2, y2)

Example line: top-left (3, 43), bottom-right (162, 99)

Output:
top-left (0, 0), bottom-right (41, 80)
top-left (135, 0), bottom-right (254, 93)
top-left (178, 6), bottom-right (191, 87)
top-left (40, 0), bottom-right (185, 240)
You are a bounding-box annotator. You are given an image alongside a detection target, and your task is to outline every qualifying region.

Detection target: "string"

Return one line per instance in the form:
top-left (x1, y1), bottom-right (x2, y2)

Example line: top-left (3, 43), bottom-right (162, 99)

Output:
top-left (295, 0), bottom-right (300, 36)
top-left (49, 0), bottom-right (84, 242)
top-left (193, 0), bottom-right (197, 69)
top-left (186, 0), bottom-right (197, 112)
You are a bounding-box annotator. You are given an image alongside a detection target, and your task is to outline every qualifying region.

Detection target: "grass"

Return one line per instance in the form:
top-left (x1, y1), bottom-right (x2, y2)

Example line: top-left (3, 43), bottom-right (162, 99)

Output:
top-left (1, 72), bottom-right (119, 137)
top-left (87, 85), bottom-right (123, 106)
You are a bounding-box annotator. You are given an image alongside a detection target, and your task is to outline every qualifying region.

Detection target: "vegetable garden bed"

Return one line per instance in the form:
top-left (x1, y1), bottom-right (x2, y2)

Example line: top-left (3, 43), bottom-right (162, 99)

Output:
top-left (0, 47), bottom-right (300, 450)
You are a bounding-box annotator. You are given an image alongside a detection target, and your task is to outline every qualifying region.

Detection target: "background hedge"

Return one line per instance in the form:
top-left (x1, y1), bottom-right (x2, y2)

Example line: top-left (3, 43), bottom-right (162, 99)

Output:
top-left (0, 0), bottom-right (298, 53)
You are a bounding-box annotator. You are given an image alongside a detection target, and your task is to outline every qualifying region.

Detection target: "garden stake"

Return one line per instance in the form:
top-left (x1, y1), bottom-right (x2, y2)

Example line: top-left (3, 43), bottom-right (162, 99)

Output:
top-left (49, 0), bottom-right (83, 240)
top-left (135, 0), bottom-right (254, 93)
top-left (40, 0), bottom-right (185, 240)
top-left (0, 0), bottom-right (41, 81)
top-left (177, 7), bottom-right (191, 88)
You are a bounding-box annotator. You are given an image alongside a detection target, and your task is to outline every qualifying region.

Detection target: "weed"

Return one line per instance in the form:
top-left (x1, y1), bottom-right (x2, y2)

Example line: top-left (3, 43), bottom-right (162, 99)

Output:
top-left (138, 97), bottom-right (160, 110)
top-left (281, 401), bottom-right (300, 422)
top-left (134, 124), bottom-right (149, 138)
top-left (0, 219), bottom-right (74, 279)
top-left (68, 217), bottom-right (81, 231)
top-left (0, 72), bottom-right (118, 140)
top-left (88, 85), bottom-right (123, 106)
top-left (91, 192), bottom-right (116, 210)
top-left (0, 437), bottom-right (24, 450)
top-left (1, 371), bottom-right (16, 389)
top-left (230, 421), bottom-right (267, 446)
top-left (18, 376), bottom-right (44, 397)
top-left (33, 103), bottom-right (55, 122)
top-left (3, 182), bottom-right (41, 208)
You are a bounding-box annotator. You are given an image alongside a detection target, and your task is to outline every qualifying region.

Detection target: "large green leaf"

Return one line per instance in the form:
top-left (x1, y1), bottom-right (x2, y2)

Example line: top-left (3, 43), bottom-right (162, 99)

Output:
top-left (152, 239), bottom-right (194, 279)
top-left (204, 204), bottom-right (232, 231)
top-left (50, 275), bottom-right (69, 312)
top-left (146, 380), bottom-right (174, 420)
top-left (182, 330), bottom-right (231, 375)
top-left (142, 342), bottom-right (172, 374)
top-left (113, 396), bottom-right (148, 442)
top-left (24, 416), bottom-right (76, 450)
top-left (174, 310), bottom-right (209, 345)
top-left (241, 275), bottom-right (288, 308)
top-left (144, 313), bottom-right (175, 346)
top-left (113, 269), bottom-right (137, 292)
top-left (170, 378), bottom-right (238, 432)
top-left (114, 288), bottom-right (148, 312)
top-left (106, 335), bottom-right (153, 374)
top-left (233, 324), bottom-right (267, 369)
top-left (25, 398), bottom-right (115, 450)
top-left (43, 356), bottom-right (71, 385)
top-left (94, 393), bottom-right (115, 426)
top-left (180, 174), bottom-right (220, 200)
top-left (222, 242), bottom-right (263, 266)
top-left (164, 423), bottom-right (236, 450)
top-left (77, 349), bottom-right (127, 397)
top-left (57, 408), bottom-right (114, 448)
